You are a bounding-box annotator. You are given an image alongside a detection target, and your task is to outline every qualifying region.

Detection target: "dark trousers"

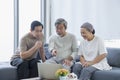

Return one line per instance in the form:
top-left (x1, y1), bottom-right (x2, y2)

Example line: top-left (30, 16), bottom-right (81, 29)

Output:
top-left (10, 58), bottom-right (39, 80)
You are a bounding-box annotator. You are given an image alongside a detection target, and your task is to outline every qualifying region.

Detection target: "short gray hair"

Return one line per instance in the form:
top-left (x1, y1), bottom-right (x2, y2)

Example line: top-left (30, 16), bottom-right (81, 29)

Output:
top-left (81, 22), bottom-right (95, 34)
top-left (55, 18), bottom-right (67, 29)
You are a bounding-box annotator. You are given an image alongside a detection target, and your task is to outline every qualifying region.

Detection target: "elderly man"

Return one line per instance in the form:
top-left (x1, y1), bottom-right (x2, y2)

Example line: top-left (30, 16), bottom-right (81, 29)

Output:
top-left (47, 18), bottom-right (78, 70)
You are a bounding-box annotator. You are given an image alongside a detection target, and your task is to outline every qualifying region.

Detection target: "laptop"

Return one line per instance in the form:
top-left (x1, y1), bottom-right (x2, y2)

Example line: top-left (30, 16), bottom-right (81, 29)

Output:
top-left (37, 63), bottom-right (63, 80)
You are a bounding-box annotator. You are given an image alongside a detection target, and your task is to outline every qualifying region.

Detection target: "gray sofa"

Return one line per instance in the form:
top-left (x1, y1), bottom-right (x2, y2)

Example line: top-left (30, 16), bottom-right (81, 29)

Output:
top-left (0, 47), bottom-right (120, 80)
top-left (75, 47), bottom-right (120, 80)
top-left (0, 62), bottom-right (17, 80)
top-left (0, 44), bottom-right (51, 80)
top-left (91, 48), bottom-right (120, 80)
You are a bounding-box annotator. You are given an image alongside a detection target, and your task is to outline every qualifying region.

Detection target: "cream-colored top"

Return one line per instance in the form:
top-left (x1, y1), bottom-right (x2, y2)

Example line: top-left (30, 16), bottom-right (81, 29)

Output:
top-left (49, 33), bottom-right (78, 60)
top-left (78, 36), bottom-right (112, 70)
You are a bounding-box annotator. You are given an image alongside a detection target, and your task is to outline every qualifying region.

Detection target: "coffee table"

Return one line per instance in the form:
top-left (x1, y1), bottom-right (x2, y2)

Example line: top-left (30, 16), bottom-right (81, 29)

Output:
top-left (21, 77), bottom-right (40, 80)
top-left (21, 77), bottom-right (56, 80)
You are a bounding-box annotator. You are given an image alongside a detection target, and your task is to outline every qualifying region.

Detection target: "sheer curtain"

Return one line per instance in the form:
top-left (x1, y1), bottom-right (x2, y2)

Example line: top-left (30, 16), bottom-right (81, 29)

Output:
top-left (50, 0), bottom-right (120, 40)
top-left (19, 0), bottom-right (41, 40)
top-left (0, 0), bottom-right (14, 61)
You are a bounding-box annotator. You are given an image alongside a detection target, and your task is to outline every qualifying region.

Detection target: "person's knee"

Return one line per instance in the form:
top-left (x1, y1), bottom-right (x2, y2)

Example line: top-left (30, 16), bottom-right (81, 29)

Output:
top-left (72, 64), bottom-right (82, 72)
top-left (82, 68), bottom-right (90, 73)
top-left (10, 58), bottom-right (23, 66)
top-left (82, 66), bottom-right (94, 74)
top-left (17, 60), bottom-right (29, 69)
top-left (29, 59), bottom-right (38, 68)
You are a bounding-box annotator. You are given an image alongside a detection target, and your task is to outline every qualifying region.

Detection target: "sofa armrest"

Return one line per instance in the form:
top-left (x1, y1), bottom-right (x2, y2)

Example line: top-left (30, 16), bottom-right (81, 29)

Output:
top-left (107, 47), bottom-right (120, 67)
top-left (0, 62), bottom-right (17, 80)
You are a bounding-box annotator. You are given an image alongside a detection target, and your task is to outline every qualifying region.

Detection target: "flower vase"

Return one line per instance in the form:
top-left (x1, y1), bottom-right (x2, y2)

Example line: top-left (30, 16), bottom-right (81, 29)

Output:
top-left (59, 76), bottom-right (67, 80)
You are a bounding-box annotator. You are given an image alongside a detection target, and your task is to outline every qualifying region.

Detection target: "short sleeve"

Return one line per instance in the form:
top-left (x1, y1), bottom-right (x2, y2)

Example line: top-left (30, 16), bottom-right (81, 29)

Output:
top-left (20, 38), bottom-right (27, 52)
top-left (98, 38), bottom-right (107, 55)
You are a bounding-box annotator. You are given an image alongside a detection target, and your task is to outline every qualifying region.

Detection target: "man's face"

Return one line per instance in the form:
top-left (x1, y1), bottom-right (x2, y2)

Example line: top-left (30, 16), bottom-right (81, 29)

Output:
top-left (31, 26), bottom-right (43, 39)
top-left (56, 24), bottom-right (66, 37)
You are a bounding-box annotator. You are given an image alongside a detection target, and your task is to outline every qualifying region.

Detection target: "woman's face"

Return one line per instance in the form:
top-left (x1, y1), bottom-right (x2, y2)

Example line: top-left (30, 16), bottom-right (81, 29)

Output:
top-left (80, 28), bottom-right (92, 40)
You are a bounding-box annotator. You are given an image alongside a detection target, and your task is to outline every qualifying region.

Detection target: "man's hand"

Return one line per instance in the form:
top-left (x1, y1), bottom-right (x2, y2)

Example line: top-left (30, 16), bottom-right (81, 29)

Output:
top-left (51, 49), bottom-right (57, 56)
top-left (34, 41), bottom-right (42, 49)
top-left (63, 59), bottom-right (71, 66)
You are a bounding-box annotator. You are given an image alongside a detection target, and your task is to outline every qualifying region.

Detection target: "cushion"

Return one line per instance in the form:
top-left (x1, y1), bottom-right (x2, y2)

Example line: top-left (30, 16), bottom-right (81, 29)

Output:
top-left (44, 43), bottom-right (52, 59)
top-left (74, 55), bottom-right (80, 62)
top-left (107, 47), bottom-right (120, 67)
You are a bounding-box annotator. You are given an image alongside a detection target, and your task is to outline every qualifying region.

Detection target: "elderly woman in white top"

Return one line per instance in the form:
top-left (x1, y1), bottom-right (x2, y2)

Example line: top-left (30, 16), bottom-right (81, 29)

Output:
top-left (72, 22), bottom-right (112, 80)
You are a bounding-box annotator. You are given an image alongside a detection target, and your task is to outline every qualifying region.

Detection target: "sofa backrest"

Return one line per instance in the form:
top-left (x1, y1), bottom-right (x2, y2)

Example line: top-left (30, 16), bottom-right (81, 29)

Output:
top-left (107, 47), bottom-right (120, 67)
top-left (44, 43), bottom-right (120, 68)
top-left (74, 47), bottom-right (120, 68)
top-left (44, 43), bottom-right (52, 59)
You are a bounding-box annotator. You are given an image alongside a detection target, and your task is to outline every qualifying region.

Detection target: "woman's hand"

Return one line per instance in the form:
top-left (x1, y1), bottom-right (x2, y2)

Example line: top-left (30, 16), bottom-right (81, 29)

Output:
top-left (82, 61), bottom-right (93, 67)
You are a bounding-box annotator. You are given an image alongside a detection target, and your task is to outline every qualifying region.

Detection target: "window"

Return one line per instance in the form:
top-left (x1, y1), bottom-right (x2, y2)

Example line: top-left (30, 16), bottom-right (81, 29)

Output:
top-left (19, 0), bottom-right (41, 40)
top-left (0, 0), bottom-right (41, 62)
top-left (49, 0), bottom-right (120, 48)
top-left (0, 0), bottom-right (14, 61)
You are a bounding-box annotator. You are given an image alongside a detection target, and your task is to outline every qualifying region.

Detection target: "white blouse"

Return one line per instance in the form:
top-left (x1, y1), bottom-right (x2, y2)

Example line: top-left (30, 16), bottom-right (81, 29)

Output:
top-left (78, 36), bottom-right (112, 70)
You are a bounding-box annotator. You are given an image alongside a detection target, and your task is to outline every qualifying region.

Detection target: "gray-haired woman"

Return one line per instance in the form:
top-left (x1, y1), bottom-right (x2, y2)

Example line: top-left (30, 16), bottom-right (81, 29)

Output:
top-left (72, 22), bottom-right (112, 80)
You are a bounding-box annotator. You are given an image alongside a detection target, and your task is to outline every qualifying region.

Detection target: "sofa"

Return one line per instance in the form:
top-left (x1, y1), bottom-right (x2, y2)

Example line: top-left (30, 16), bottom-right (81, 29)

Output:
top-left (91, 47), bottom-right (120, 80)
top-left (0, 47), bottom-right (120, 80)
top-left (0, 62), bottom-right (17, 80)
top-left (75, 47), bottom-right (120, 80)
top-left (0, 44), bottom-right (51, 80)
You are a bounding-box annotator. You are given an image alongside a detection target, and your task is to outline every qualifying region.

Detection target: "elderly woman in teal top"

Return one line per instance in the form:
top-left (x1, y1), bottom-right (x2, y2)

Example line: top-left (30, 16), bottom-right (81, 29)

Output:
top-left (72, 22), bottom-right (112, 80)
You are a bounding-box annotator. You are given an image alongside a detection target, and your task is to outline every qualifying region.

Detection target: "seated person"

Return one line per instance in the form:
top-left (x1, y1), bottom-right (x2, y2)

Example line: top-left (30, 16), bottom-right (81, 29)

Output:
top-left (72, 22), bottom-right (112, 80)
top-left (10, 21), bottom-right (46, 80)
top-left (46, 18), bottom-right (78, 71)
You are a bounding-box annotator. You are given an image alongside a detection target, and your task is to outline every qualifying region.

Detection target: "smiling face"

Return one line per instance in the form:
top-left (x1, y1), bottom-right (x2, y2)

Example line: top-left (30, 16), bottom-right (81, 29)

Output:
top-left (80, 28), bottom-right (94, 41)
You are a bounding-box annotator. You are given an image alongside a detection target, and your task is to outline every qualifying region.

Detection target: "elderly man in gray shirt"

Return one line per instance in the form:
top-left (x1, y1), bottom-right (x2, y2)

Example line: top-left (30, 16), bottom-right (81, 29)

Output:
top-left (47, 18), bottom-right (78, 71)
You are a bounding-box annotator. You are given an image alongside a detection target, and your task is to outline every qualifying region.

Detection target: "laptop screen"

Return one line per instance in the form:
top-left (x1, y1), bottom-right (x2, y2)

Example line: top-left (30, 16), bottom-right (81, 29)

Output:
top-left (37, 63), bottom-right (63, 79)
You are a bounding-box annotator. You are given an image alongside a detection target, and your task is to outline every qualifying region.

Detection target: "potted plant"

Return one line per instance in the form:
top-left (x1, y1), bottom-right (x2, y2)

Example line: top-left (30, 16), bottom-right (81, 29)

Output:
top-left (55, 69), bottom-right (69, 80)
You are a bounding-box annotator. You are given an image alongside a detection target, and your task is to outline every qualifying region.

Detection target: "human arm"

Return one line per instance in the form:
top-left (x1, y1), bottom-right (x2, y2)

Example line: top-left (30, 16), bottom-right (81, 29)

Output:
top-left (70, 35), bottom-right (78, 61)
top-left (20, 40), bottom-right (42, 59)
top-left (49, 35), bottom-right (57, 56)
top-left (39, 44), bottom-right (46, 62)
top-left (63, 56), bottom-right (73, 66)
top-left (80, 55), bottom-right (86, 65)
top-left (82, 53), bottom-right (107, 67)
top-left (51, 49), bottom-right (57, 56)
top-left (82, 37), bottom-right (107, 67)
